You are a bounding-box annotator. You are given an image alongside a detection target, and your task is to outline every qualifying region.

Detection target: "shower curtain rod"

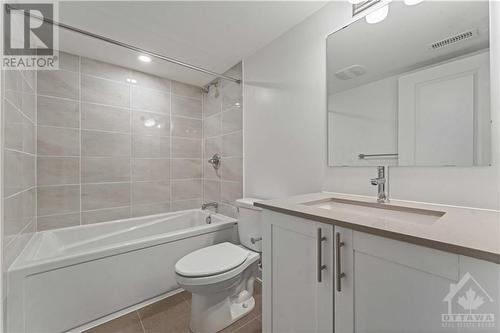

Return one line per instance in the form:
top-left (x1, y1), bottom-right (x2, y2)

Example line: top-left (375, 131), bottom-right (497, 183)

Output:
top-left (6, 4), bottom-right (241, 84)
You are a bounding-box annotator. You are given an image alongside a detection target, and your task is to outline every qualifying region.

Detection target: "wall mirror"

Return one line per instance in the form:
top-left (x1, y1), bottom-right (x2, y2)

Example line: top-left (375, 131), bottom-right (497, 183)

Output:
top-left (327, 1), bottom-right (491, 167)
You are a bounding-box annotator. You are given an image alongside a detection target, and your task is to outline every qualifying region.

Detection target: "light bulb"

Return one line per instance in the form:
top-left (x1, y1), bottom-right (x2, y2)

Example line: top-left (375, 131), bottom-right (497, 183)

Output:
top-left (365, 5), bottom-right (389, 24)
top-left (404, 0), bottom-right (423, 5)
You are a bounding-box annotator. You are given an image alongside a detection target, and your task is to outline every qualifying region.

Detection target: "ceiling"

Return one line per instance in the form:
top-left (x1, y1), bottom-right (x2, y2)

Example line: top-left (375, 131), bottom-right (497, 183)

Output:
top-left (58, 1), bottom-right (327, 87)
top-left (327, 1), bottom-right (490, 94)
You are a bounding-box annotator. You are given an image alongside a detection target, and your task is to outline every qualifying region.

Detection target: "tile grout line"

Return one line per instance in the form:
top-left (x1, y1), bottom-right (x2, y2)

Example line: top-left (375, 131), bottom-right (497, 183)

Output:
top-left (137, 310), bottom-right (147, 333)
top-left (78, 54), bottom-right (83, 226)
top-left (34, 65), bottom-right (38, 232)
top-left (129, 70), bottom-right (133, 219)
top-left (169, 80), bottom-right (173, 211)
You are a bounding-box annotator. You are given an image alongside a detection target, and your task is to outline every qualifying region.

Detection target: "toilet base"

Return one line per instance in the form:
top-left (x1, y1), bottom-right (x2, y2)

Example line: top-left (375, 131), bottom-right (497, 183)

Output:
top-left (189, 293), bottom-right (255, 333)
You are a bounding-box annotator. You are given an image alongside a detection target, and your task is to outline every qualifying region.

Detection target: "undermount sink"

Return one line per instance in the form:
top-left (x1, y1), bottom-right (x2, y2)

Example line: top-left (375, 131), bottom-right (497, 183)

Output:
top-left (302, 198), bottom-right (445, 225)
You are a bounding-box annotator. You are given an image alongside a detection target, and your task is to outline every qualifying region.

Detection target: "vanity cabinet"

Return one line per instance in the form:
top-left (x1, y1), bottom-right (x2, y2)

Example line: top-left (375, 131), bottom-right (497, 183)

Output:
top-left (262, 210), bottom-right (334, 333)
top-left (335, 230), bottom-right (461, 333)
top-left (262, 209), bottom-right (500, 333)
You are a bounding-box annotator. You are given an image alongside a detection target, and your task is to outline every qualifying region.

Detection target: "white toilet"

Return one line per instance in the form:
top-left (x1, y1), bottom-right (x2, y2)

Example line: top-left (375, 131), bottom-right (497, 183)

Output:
top-left (175, 198), bottom-right (263, 333)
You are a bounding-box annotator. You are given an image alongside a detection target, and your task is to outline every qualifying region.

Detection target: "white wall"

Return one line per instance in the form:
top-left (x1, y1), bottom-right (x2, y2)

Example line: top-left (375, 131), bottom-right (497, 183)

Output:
top-left (244, 1), bottom-right (500, 210)
top-left (329, 75), bottom-right (398, 167)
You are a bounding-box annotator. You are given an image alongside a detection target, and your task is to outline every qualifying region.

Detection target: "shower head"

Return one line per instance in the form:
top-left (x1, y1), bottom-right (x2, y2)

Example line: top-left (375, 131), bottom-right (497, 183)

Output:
top-left (203, 81), bottom-right (220, 98)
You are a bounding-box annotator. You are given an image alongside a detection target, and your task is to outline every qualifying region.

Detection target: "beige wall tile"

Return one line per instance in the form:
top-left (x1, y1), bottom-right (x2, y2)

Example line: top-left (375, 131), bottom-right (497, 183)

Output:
top-left (221, 181), bottom-right (243, 204)
top-left (132, 136), bottom-right (170, 158)
top-left (81, 57), bottom-right (130, 82)
top-left (5, 89), bottom-right (22, 110)
top-left (132, 181), bottom-right (170, 205)
top-left (58, 52), bottom-right (80, 72)
top-left (171, 116), bottom-right (202, 138)
top-left (82, 183), bottom-right (131, 210)
top-left (220, 157), bottom-right (242, 182)
top-left (131, 86), bottom-right (170, 114)
top-left (82, 75), bottom-right (130, 107)
top-left (37, 69), bottom-right (79, 100)
top-left (132, 158), bottom-right (170, 181)
top-left (81, 130), bottom-right (131, 157)
top-left (172, 81), bottom-right (202, 99)
top-left (204, 137), bottom-right (222, 158)
top-left (203, 180), bottom-right (221, 202)
top-left (21, 92), bottom-right (36, 121)
top-left (4, 100), bottom-right (24, 151)
top-left (172, 159), bottom-right (202, 179)
top-left (171, 95), bottom-right (202, 119)
top-left (4, 188), bottom-right (35, 238)
top-left (37, 157), bottom-right (79, 185)
top-left (171, 199), bottom-right (202, 212)
top-left (132, 111), bottom-right (170, 137)
top-left (204, 162), bottom-right (221, 180)
top-left (221, 108), bottom-right (242, 134)
top-left (222, 131), bottom-right (243, 157)
top-left (171, 180), bottom-right (202, 200)
top-left (81, 157), bottom-right (130, 183)
top-left (204, 114), bottom-right (221, 137)
top-left (203, 94), bottom-right (222, 117)
top-left (37, 213), bottom-right (80, 231)
top-left (4, 150), bottom-right (35, 197)
top-left (131, 202), bottom-right (170, 218)
top-left (37, 96), bottom-right (79, 128)
top-left (37, 185), bottom-right (80, 216)
top-left (81, 103), bottom-right (130, 133)
top-left (221, 80), bottom-right (242, 111)
top-left (82, 207), bottom-right (131, 225)
top-left (130, 71), bottom-right (171, 92)
top-left (37, 126), bottom-right (79, 156)
top-left (172, 138), bottom-right (201, 158)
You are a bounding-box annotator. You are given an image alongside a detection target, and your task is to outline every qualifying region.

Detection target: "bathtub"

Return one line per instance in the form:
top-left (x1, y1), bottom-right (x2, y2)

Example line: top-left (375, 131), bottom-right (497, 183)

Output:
top-left (7, 209), bottom-right (238, 333)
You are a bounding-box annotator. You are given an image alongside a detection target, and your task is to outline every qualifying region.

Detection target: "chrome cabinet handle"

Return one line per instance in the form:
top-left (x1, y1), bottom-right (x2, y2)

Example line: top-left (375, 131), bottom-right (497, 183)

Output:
top-left (317, 228), bottom-right (327, 283)
top-left (336, 232), bottom-right (346, 292)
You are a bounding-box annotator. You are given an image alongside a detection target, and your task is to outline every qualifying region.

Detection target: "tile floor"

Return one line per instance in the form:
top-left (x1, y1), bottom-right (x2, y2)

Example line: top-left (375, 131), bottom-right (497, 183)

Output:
top-left (85, 282), bottom-right (262, 333)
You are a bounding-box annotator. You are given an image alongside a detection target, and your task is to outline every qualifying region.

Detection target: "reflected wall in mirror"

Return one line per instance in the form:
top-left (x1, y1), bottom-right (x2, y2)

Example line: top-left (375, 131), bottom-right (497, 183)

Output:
top-left (327, 1), bottom-right (491, 167)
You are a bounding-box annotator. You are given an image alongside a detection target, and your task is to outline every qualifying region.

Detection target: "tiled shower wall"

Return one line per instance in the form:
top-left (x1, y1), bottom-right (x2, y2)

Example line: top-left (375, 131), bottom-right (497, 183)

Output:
top-left (35, 52), bottom-right (205, 230)
top-left (2, 67), bottom-right (37, 268)
top-left (203, 64), bottom-right (243, 218)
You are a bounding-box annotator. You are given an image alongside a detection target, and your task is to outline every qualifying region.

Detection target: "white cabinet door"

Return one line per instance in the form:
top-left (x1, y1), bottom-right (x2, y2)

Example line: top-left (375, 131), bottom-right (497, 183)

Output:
top-left (456, 256), bottom-right (500, 333)
top-left (336, 231), bottom-right (461, 333)
top-left (262, 210), bottom-right (334, 333)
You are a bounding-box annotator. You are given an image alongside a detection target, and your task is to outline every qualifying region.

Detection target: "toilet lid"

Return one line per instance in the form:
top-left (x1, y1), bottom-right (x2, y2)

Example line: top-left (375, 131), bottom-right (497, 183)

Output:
top-left (175, 242), bottom-right (250, 277)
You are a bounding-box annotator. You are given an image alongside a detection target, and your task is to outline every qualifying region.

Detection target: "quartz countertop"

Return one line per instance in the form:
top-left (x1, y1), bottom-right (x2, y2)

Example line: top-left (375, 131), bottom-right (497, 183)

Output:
top-left (254, 192), bottom-right (500, 264)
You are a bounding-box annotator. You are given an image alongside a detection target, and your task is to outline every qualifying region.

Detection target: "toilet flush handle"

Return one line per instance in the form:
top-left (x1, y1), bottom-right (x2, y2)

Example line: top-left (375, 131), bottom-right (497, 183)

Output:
top-left (250, 237), bottom-right (262, 244)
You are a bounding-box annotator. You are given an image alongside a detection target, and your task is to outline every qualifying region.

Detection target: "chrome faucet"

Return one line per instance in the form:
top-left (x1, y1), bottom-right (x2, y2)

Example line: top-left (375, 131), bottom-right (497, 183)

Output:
top-left (370, 166), bottom-right (389, 203)
top-left (202, 202), bottom-right (218, 213)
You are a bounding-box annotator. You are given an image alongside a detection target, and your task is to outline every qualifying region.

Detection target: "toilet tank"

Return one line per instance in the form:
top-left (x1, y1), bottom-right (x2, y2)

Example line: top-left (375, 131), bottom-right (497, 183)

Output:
top-left (235, 198), bottom-right (263, 252)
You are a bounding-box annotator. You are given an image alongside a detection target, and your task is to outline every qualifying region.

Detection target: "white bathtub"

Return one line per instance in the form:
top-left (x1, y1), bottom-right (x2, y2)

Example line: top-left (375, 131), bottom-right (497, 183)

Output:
top-left (7, 209), bottom-right (238, 333)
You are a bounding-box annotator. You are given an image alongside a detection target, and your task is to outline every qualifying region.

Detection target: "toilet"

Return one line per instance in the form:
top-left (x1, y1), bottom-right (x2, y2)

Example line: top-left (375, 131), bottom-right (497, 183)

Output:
top-left (175, 198), bottom-right (263, 333)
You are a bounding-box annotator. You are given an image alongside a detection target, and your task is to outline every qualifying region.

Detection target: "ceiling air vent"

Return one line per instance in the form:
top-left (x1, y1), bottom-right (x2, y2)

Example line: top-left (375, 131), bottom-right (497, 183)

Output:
top-left (429, 29), bottom-right (478, 50)
top-left (334, 65), bottom-right (367, 80)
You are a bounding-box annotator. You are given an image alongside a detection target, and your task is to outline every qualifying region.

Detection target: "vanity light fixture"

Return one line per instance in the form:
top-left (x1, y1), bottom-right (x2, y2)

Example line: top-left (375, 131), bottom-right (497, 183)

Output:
top-left (126, 78), bottom-right (137, 84)
top-left (404, 0), bottom-right (423, 5)
top-left (365, 4), bottom-right (389, 24)
top-left (138, 54), bottom-right (152, 63)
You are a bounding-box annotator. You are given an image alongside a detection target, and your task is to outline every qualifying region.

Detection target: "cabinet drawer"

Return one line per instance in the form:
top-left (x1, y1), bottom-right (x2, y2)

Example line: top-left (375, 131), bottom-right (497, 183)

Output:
top-left (353, 231), bottom-right (459, 280)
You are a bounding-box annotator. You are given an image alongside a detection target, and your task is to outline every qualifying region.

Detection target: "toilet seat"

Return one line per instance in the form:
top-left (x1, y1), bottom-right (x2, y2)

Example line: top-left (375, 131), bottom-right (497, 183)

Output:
top-left (175, 244), bottom-right (260, 287)
top-left (175, 242), bottom-right (250, 277)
